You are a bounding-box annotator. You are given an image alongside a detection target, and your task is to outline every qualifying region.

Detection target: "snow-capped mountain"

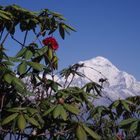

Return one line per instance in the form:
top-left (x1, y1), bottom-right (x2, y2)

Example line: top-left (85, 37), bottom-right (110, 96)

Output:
top-left (61, 56), bottom-right (140, 105)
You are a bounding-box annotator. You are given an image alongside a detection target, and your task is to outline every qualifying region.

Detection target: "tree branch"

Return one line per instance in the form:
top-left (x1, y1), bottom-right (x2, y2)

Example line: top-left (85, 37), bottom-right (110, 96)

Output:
top-left (0, 31), bottom-right (9, 46)
top-left (11, 35), bottom-right (24, 46)
top-left (22, 30), bottom-right (28, 48)
top-left (0, 29), bottom-right (4, 41)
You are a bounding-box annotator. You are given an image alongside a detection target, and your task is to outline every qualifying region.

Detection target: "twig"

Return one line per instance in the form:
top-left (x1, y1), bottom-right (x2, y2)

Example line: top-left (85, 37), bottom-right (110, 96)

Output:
top-left (22, 30), bottom-right (28, 48)
top-left (67, 74), bottom-right (75, 88)
top-left (0, 24), bottom-right (14, 45)
top-left (83, 65), bottom-right (107, 79)
top-left (11, 35), bottom-right (24, 46)
top-left (64, 77), bottom-right (68, 88)
top-left (32, 30), bottom-right (46, 45)
top-left (0, 31), bottom-right (9, 45)
top-left (0, 29), bottom-right (4, 41)
top-left (0, 94), bottom-right (5, 112)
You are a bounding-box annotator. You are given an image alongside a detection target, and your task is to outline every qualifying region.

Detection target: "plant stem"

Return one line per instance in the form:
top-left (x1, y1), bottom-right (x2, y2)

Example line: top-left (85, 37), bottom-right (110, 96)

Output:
top-left (22, 30), bottom-right (28, 48)
top-left (0, 29), bottom-right (4, 41)
top-left (11, 35), bottom-right (24, 46)
top-left (0, 31), bottom-right (9, 46)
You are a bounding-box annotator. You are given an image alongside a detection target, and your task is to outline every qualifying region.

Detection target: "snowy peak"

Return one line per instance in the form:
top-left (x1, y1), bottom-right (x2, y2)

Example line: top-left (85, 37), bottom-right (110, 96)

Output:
top-left (79, 56), bottom-right (119, 86)
top-left (88, 56), bottom-right (113, 65)
top-left (80, 56), bottom-right (119, 72)
top-left (81, 56), bottom-right (114, 66)
top-left (65, 56), bottom-right (140, 105)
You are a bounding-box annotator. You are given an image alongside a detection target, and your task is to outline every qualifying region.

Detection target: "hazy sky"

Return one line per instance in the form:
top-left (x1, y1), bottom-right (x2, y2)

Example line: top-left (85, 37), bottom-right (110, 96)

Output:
top-left (1, 0), bottom-right (140, 80)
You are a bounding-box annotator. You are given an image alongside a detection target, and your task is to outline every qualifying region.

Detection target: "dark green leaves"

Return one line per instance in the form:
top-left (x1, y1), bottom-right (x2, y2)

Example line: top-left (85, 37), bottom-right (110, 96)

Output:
top-left (16, 48), bottom-right (27, 58)
top-left (119, 118), bottom-right (140, 134)
top-left (83, 82), bottom-right (102, 96)
top-left (76, 124), bottom-right (101, 140)
top-left (119, 118), bottom-right (137, 128)
top-left (18, 114), bottom-right (26, 131)
top-left (24, 50), bottom-right (33, 60)
top-left (25, 114), bottom-right (40, 128)
top-left (58, 23), bottom-right (76, 39)
top-left (3, 72), bottom-right (26, 93)
top-left (83, 125), bottom-right (101, 140)
top-left (59, 23), bottom-right (65, 39)
top-left (0, 9), bottom-right (13, 21)
top-left (76, 125), bottom-right (87, 140)
top-left (3, 73), bottom-right (13, 84)
top-left (34, 45), bottom-right (48, 57)
top-left (43, 106), bottom-right (56, 116)
top-left (53, 105), bottom-right (61, 119)
top-left (64, 103), bottom-right (80, 115)
top-left (27, 61), bottom-right (45, 71)
top-left (109, 99), bottom-right (134, 116)
top-left (18, 61), bottom-right (27, 75)
top-left (2, 113), bottom-right (18, 125)
top-left (59, 105), bottom-right (67, 121)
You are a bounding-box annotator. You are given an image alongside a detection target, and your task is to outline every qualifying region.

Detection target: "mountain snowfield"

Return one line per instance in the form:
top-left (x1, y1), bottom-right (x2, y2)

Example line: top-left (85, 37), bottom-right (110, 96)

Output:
top-left (60, 56), bottom-right (140, 105)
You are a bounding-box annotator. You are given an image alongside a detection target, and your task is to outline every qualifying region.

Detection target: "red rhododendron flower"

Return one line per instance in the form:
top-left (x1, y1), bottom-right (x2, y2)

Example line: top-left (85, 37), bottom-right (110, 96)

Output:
top-left (42, 37), bottom-right (59, 50)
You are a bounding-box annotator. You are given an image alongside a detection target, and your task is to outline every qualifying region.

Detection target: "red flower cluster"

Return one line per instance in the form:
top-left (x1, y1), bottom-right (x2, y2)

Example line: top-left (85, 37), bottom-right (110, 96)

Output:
top-left (42, 37), bottom-right (59, 50)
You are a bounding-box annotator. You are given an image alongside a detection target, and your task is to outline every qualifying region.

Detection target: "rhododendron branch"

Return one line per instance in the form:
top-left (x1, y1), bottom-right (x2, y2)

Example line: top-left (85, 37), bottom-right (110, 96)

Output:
top-left (0, 31), bottom-right (9, 46)
top-left (83, 65), bottom-right (107, 79)
top-left (22, 30), bottom-right (28, 48)
top-left (0, 29), bottom-right (4, 41)
top-left (0, 24), bottom-right (14, 45)
top-left (11, 35), bottom-right (24, 46)
top-left (64, 77), bottom-right (68, 88)
top-left (32, 30), bottom-right (44, 46)
top-left (0, 95), bottom-right (5, 113)
top-left (66, 74), bottom-right (75, 88)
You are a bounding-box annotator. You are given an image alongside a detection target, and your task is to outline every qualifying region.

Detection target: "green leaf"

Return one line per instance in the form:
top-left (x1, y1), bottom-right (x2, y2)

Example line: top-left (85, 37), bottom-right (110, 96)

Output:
top-left (12, 77), bottom-right (25, 93)
top-left (28, 61), bottom-right (45, 71)
top-left (64, 24), bottom-right (76, 32)
top-left (3, 73), bottom-right (13, 84)
top-left (2, 113), bottom-right (18, 125)
top-left (120, 118), bottom-right (137, 127)
top-left (18, 61), bottom-right (27, 75)
top-left (110, 100), bottom-right (120, 109)
top-left (53, 105), bottom-right (61, 119)
top-left (24, 50), bottom-right (33, 60)
top-left (16, 48), bottom-right (27, 58)
top-left (9, 57), bottom-right (22, 62)
top-left (2, 61), bottom-right (14, 66)
top-left (18, 114), bottom-right (26, 131)
top-left (25, 114), bottom-right (40, 127)
top-left (52, 82), bottom-right (58, 92)
top-left (25, 91), bottom-right (33, 96)
top-left (48, 48), bottom-right (53, 60)
top-left (27, 107), bottom-right (38, 116)
top-left (60, 106), bottom-right (67, 121)
top-left (7, 107), bottom-right (26, 113)
top-left (43, 106), bottom-right (56, 116)
top-left (76, 125), bottom-right (87, 140)
top-left (59, 23), bottom-right (65, 39)
top-left (121, 100), bottom-right (131, 112)
top-left (0, 10), bottom-right (12, 20)
top-left (63, 104), bottom-right (80, 115)
top-left (83, 125), bottom-right (101, 140)
top-left (34, 46), bottom-right (48, 57)
top-left (130, 121), bottom-right (138, 132)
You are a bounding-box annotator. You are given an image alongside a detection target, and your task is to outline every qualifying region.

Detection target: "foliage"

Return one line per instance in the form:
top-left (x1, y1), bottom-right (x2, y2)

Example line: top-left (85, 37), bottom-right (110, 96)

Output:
top-left (0, 4), bottom-right (140, 140)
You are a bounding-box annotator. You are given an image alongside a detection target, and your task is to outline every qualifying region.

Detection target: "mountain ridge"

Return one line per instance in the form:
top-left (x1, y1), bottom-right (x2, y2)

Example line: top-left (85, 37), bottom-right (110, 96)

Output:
top-left (61, 56), bottom-right (140, 105)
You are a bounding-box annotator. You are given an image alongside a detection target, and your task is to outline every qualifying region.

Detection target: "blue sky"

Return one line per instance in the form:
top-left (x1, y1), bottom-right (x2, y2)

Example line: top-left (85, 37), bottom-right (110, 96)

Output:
top-left (1, 0), bottom-right (140, 80)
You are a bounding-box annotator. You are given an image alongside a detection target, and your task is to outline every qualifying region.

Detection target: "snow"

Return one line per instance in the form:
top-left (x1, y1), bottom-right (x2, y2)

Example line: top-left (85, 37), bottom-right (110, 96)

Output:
top-left (60, 56), bottom-right (140, 105)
